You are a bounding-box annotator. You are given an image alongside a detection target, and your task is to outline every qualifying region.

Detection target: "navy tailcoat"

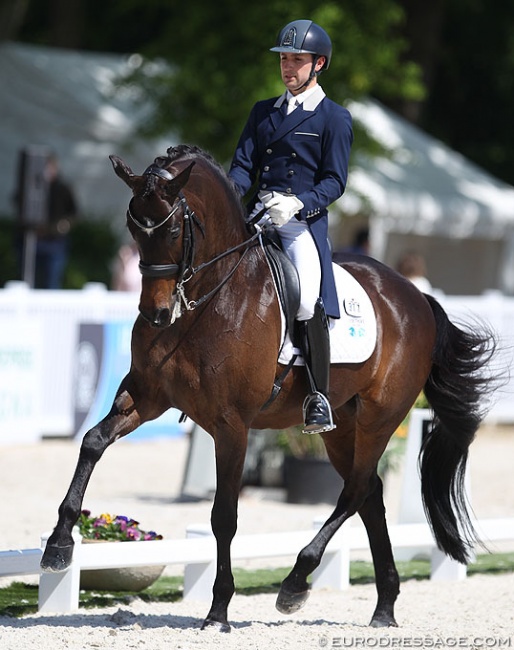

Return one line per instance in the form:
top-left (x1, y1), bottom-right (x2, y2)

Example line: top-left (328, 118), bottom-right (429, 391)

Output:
top-left (229, 88), bottom-right (353, 319)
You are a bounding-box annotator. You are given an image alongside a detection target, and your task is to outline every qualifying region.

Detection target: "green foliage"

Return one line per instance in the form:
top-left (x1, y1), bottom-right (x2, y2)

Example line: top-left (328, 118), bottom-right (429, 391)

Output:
top-left (277, 425), bottom-right (329, 459)
top-left (64, 219), bottom-right (119, 289)
top-left (0, 218), bottom-right (18, 287)
top-left (118, 0), bottom-right (424, 161)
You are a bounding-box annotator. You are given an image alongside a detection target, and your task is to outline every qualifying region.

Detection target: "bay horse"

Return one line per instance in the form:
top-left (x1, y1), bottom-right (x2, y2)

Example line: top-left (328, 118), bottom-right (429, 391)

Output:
top-left (41, 145), bottom-right (495, 632)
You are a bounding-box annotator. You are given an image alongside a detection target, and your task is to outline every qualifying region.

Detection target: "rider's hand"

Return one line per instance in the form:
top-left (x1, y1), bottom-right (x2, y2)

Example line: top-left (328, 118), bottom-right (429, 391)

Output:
top-left (263, 194), bottom-right (304, 227)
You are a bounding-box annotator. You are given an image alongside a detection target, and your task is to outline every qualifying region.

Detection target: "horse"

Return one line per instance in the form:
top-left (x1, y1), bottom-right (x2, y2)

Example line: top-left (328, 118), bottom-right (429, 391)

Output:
top-left (40, 144), bottom-right (495, 632)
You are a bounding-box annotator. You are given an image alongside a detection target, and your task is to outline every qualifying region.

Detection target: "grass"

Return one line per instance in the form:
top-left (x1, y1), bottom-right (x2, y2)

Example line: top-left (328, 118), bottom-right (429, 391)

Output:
top-left (0, 553), bottom-right (512, 618)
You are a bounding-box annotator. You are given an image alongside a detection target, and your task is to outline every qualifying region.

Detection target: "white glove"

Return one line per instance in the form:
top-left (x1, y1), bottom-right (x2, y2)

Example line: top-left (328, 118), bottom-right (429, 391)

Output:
top-left (263, 193), bottom-right (304, 227)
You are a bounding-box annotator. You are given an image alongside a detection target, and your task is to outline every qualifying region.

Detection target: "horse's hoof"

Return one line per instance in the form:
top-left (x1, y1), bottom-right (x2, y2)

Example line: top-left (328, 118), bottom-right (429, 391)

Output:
top-left (276, 586), bottom-right (310, 614)
top-left (201, 618), bottom-right (231, 633)
top-left (370, 615), bottom-right (398, 628)
top-left (40, 544), bottom-right (74, 572)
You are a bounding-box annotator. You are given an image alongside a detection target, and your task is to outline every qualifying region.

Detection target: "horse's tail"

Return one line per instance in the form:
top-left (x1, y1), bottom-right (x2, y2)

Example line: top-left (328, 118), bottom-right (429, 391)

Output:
top-left (420, 294), bottom-right (497, 564)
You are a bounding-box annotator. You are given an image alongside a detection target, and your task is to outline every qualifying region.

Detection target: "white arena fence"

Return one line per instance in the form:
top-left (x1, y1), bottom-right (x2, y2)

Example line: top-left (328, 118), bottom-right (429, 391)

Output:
top-left (0, 517), bottom-right (513, 613)
top-left (0, 282), bottom-right (513, 443)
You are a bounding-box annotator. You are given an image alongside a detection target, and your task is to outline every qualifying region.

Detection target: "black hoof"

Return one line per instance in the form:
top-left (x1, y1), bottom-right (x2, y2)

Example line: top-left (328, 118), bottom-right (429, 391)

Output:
top-left (201, 618), bottom-right (231, 633)
top-left (276, 586), bottom-right (310, 614)
top-left (370, 615), bottom-right (398, 628)
top-left (40, 544), bottom-right (74, 572)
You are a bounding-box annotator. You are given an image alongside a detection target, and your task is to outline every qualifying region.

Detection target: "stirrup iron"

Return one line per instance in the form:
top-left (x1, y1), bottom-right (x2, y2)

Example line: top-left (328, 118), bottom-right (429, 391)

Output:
top-left (302, 391), bottom-right (335, 434)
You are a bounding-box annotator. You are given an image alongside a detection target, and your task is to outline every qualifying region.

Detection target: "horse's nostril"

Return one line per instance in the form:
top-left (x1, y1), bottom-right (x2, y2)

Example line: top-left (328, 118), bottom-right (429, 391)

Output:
top-left (152, 308), bottom-right (171, 328)
top-left (139, 306), bottom-right (171, 328)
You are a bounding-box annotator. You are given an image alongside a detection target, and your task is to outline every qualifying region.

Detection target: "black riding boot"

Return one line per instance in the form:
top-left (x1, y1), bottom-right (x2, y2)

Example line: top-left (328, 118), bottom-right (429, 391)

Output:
top-left (297, 298), bottom-right (335, 434)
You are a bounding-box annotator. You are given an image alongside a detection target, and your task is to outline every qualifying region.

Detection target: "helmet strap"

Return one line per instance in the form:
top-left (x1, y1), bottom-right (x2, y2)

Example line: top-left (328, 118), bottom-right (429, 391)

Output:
top-left (295, 55), bottom-right (321, 92)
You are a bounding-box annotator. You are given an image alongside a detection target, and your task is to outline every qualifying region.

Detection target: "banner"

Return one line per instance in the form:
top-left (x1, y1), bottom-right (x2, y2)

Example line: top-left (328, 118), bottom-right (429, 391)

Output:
top-left (74, 322), bottom-right (186, 442)
top-left (0, 320), bottom-right (42, 444)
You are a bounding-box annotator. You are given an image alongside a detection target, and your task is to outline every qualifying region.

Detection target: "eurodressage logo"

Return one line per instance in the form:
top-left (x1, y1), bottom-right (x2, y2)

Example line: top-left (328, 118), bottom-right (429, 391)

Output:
top-left (317, 636), bottom-right (512, 648)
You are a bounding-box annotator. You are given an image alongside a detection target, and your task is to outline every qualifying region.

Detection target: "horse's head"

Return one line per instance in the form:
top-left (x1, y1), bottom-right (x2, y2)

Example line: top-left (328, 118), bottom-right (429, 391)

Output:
top-left (110, 154), bottom-right (196, 328)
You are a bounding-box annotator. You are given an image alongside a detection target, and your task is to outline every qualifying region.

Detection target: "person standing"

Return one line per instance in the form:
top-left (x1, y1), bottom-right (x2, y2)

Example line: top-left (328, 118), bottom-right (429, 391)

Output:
top-left (229, 19), bottom-right (353, 434)
top-left (34, 154), bottom-right (78, 289)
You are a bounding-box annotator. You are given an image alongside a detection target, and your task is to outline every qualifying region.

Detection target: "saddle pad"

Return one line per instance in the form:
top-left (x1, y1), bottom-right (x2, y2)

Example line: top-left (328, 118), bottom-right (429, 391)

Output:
top-left (278, 263), bottom-right (377, 365)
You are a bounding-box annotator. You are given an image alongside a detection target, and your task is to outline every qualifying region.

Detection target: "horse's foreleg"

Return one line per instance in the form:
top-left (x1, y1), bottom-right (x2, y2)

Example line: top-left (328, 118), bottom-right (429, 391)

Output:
top-left (40, 389), bottom-right (141, 573)
top-left (201, 432), bottom-right (247, 633)
top-left (358, 476), bottom-right (399, 627)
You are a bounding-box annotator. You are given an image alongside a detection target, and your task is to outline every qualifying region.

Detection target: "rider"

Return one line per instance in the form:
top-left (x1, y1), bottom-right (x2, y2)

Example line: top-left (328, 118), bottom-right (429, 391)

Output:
top-left (228, 19), bottom-right (354, 434)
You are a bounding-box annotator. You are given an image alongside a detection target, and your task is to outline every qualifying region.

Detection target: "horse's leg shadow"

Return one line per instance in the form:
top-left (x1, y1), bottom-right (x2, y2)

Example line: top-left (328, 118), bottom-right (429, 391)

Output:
top-left (40, 387), bottom-right (142, 573)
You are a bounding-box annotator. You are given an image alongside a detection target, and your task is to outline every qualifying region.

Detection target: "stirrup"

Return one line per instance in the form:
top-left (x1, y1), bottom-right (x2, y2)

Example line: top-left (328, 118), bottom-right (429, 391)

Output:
top-left (302, 392), bottom-right (335, 434)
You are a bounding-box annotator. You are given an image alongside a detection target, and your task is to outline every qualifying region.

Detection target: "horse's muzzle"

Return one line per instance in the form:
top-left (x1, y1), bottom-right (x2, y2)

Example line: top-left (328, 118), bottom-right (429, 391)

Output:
top-left (140, 305), bottom-right (172, 328)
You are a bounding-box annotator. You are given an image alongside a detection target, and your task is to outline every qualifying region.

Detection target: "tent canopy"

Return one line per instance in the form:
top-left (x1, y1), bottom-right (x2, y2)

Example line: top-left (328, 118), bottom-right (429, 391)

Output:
top-left (0, 41), bottom-right (174, 227)
top-left (336, 100), bottom-right (514, 294)
top-left (342, 99), bottom-right (514, 241)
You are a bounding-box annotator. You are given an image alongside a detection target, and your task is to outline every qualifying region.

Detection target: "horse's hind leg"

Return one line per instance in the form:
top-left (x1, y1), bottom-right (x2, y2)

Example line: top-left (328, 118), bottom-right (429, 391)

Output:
top-left (40, 387), bottom-right (141, 572)
top-left (276, 415), bottom-right (401, 625)
top-left (358, 474), bottom-right (399, 627)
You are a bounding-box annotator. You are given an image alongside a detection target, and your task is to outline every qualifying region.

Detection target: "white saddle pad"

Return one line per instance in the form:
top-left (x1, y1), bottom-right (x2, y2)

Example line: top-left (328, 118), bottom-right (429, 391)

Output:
top-left (278, 263), bottom-right (377, 365)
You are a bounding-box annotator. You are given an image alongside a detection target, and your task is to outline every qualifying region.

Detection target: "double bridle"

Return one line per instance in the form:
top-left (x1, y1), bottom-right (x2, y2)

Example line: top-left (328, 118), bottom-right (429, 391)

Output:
top-left (127, 164), bottom-right (261, 323)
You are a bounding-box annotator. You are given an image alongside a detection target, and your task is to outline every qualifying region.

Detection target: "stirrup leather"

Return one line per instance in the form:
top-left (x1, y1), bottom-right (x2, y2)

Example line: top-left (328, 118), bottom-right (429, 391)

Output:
top-left (302, 391), bottom-right (335, 434)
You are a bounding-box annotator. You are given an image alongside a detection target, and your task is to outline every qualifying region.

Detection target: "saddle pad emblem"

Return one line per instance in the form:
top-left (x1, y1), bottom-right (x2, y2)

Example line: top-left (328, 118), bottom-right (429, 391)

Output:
top-left (343, 297), bottom-right (362, 318)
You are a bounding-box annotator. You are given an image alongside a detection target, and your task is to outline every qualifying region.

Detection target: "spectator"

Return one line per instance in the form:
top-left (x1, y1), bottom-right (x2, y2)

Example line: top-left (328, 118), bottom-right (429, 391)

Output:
top-left (111, 242), bottom-right (141, 292)
top-left (15, 152), bottom-right (78, 289)
top-left (396, 250), bottom-right (432, 293)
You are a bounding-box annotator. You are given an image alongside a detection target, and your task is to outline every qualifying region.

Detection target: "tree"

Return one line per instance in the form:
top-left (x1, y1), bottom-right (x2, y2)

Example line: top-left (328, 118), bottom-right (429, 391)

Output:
top-left (120, 0), bottom-right (423, 161)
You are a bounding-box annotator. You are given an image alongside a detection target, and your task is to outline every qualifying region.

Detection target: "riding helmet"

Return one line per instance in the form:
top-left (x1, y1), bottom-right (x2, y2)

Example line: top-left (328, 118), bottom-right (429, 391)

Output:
top-left (270, 19), bottom-right (332, 70)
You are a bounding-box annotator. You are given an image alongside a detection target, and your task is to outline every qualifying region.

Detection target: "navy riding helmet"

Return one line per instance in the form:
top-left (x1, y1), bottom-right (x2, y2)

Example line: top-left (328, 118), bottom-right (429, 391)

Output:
top-left (270, 19), bottom-right (332, 71)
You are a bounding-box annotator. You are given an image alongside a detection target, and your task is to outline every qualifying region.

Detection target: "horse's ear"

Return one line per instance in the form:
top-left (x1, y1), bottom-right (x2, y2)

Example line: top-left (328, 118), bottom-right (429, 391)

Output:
top-left (165, 161), bottom-right (196, 198)
top-left (110, 155), bottom-right (136, 188)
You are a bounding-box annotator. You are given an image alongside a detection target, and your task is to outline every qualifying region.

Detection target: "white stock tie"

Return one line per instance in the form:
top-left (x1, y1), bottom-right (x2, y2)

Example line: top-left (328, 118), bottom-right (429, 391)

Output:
top-left (286, 97), bottom-right (299, 115)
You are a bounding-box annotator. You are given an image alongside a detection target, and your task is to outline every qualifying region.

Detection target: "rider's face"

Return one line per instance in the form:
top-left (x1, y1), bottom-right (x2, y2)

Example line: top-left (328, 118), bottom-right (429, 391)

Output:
top-left (279, 52), bottom-right (325, 95)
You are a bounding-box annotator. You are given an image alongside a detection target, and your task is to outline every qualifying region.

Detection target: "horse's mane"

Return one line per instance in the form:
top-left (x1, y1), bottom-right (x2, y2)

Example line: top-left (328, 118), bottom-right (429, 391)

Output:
top-left (146, 144), bottom-right (245, 217)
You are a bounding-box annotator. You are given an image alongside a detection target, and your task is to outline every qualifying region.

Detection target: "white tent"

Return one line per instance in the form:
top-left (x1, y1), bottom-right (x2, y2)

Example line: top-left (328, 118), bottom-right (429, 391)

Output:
top-left (338, 100), bottom-right (514, 295)
top-left (0, 41), bottom-right (175, 229)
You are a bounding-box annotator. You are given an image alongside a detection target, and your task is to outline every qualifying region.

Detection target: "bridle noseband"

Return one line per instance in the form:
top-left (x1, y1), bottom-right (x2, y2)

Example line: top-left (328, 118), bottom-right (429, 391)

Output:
top-left (128, 164), bottom-right (261, 323)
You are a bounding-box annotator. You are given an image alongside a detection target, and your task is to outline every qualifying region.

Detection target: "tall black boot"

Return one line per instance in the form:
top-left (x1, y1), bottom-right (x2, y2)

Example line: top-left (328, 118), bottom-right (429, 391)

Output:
top-left (297, 298), bottom-right (335, 434)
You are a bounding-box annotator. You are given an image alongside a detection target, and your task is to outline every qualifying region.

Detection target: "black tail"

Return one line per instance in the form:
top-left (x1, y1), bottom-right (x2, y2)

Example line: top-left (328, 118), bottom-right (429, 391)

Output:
top-left (421, 294), bottom-right (497, 564)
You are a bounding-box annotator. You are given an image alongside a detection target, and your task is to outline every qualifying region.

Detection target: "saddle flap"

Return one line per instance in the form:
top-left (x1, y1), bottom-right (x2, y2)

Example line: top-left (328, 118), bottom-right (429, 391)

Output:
top-left (262, 231), bottom-right (300, 337)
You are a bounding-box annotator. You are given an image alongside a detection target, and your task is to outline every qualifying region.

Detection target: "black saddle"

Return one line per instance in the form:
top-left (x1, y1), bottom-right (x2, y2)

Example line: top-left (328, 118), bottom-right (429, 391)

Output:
top-left (261, 228), bottom-right (300, 343)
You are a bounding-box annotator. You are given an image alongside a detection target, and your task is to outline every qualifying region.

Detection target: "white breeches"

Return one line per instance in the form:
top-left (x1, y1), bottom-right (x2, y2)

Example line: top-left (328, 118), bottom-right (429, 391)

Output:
top-left (274, 217), bottom-right (321, 321)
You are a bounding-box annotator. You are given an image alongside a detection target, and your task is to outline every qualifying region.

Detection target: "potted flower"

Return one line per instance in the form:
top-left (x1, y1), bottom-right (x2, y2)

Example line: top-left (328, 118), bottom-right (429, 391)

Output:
top-left (277, 426), bottom-right (344, 505)
top-left (77, 510), bottom-right (164, 591)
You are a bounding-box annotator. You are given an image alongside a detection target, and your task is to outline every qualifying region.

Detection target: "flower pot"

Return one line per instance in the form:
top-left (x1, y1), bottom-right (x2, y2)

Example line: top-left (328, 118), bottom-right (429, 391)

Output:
top-left (284, 456), bottom-right (343, 505)
top-left (80, 540), bottom-right (165, 592)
